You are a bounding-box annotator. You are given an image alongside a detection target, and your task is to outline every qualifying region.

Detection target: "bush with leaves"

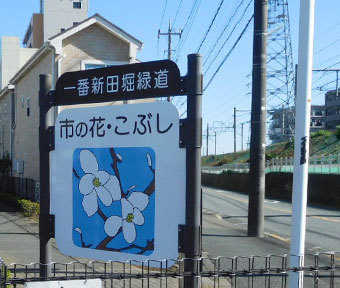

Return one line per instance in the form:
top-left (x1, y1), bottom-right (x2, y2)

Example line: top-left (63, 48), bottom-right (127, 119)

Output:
top-left (0, 153), bottom-right (11, 175)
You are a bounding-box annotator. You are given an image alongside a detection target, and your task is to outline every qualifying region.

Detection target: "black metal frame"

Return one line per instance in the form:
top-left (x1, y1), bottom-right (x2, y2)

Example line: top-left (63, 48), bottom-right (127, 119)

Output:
top-left (38, 55), bottom-right (203, 287)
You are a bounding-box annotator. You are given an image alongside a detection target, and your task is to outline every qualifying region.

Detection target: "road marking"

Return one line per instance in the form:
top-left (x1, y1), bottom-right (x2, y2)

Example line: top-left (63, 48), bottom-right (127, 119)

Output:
top-left (208, 190), bottom-right (340, 224)
top-left (265, 232), bottom-right (290, 243)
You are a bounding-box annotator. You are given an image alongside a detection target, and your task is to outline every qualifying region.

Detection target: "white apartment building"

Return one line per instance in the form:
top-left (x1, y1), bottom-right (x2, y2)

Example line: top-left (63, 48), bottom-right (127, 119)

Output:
top-left (23, 0), bottom-right (89, 48)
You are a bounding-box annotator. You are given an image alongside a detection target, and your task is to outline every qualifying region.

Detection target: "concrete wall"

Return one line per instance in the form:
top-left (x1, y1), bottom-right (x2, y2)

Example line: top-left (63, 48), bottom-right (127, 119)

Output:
top-left (12, 52), bottom-right (53, 180)
top-left (0, 91), bottom-right (12, 158)
top-left (202, 172), bottom-right (340, 209)
top-left (43, 0), bottom-right (88, 41)
top-left (61, 23), bottom-right (130, 74)
top-left (0, 37), bottom-right (20, 90)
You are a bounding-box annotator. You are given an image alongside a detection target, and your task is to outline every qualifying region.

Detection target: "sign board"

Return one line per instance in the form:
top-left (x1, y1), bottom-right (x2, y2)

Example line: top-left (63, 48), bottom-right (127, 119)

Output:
top-left (51, 102), bottom-right (186, 264)
top-left (55, 60), bottom-right (183, 105)
top-left (25, 279), bottom-right (101, 288)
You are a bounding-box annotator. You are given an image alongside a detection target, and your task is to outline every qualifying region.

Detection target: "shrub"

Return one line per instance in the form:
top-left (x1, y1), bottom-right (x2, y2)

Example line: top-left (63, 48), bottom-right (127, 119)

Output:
top-left (18, 199), bottom-right (40, 218)
top-left (0, 153), bottom-right (11, 176)
top-left (0, 193), bottom-right (40, 218)
top-left (311, 129), bottom-right (332, 139)
top-left (336, 125), bottom-right (340, 140)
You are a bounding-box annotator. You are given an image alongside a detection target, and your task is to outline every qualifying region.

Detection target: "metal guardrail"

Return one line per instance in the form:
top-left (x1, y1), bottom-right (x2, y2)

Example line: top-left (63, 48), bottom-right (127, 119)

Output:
top-left (1, 253), bottom-right (339, 287)
top-left (202, 153), bottom-right (340, 175)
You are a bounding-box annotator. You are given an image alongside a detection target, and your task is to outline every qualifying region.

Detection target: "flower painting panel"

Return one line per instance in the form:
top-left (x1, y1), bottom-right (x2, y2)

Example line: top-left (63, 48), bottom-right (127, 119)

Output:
top-left (72, 147), bottom-right (155, 256)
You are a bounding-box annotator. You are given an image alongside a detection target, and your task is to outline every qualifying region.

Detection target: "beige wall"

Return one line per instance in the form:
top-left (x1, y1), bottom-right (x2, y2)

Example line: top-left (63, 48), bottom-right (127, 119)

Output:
top-left (12, 52), bottom-right (53, 180)
top-left (61, 23), bottom-right (130, 74)
top-left (0, 91), bottom-right (12, 158)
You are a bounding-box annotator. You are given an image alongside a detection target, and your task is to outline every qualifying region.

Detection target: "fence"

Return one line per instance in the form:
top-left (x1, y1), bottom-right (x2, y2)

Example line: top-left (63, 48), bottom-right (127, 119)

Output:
top-left (1, 253), bottom-right (339, 287)
top-left (202, 153), bottom-right (340, 175)
top-left (0, 175), bottom-right (39, 202)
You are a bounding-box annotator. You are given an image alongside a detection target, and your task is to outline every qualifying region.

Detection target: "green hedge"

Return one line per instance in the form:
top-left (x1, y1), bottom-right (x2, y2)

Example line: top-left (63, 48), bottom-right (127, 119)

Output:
top-left (0, 193), bottom-right (39, 218)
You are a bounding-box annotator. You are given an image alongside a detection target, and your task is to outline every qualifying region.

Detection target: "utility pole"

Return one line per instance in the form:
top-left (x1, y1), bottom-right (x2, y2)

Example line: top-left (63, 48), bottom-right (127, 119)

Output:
top-left (248, 0), bottom-right (268, 237)
top-left (214, 132), bottom-right (217, 155)
top-left (241, 123), bottom-right (244, 151)
top-left (206, 123), bottom-right (209, 156)
top-left (234, 107), bottom-right (237, 154)
top-left (313, 68), bottom-right (340, 97)
top-left (158, 20), bottom-right (182, 102)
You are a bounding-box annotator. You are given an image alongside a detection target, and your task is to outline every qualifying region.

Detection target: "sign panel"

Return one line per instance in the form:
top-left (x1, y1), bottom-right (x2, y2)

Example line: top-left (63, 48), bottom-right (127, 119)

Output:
top-left (55, 60), bottom-right (183, 105)
top-left (51, 102), bottom-right (186, 264)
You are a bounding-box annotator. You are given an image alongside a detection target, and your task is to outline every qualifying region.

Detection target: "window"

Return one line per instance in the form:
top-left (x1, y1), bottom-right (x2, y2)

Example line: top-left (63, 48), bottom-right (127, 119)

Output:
top-left (73, 22), bottom-right (79, 26)
top-left (73, 2), bottom-right (82, 9)
top-left (60, 28), bottom-right (66, 33)
top-left (26, 97), bottom-right (31, 117)
top-left (85, 64), bottom-right (106, 70)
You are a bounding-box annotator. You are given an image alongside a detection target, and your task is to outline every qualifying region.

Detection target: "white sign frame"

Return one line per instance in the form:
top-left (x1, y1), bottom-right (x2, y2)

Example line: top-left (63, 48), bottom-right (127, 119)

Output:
top-left (51, 102), bottom-right (186, 265)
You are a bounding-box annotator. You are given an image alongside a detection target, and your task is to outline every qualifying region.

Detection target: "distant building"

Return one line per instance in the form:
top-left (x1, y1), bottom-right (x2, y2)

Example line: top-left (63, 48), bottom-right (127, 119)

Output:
top-left (23, 0), bottom-right (89, 48)
top-left (268, 105), bottom-right (325, 143)
top-left (0, 3), bottom-right (144, 181)
top-left (0, 37), bottom-right (37, 90)
top-left (325, 89), bottom-right (340, 129)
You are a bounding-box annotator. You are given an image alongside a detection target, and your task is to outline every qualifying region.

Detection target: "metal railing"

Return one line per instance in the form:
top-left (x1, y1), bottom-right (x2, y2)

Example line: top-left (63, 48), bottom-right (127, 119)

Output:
top-left (1, 253), bottom-right (339, 287)
top-left (202, 153), bottom-right (340, 175)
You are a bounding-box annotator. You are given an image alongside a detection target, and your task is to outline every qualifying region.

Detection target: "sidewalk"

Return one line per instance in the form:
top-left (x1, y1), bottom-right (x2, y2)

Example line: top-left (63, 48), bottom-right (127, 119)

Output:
top-left (0, 204), bottom-right (230, 287)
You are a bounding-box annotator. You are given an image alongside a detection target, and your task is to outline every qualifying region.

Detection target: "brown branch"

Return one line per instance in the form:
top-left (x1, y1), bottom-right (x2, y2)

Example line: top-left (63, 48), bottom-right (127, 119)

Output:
top-left (96, 227), bottom-right (122, 250)
top-left (143, 177), bottom-right (155, 196)
top-left (97, 207), bottom-right (108, 221)
top-left (110, 148), bottom-right (125, 198)
top-left (96, 238), bottom-right (154, 254)
top-left (73, 168), bottom-right (80, 179)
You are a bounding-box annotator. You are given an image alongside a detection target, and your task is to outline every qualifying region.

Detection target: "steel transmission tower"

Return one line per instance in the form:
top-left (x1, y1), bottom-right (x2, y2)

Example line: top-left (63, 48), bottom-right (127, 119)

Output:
top-left (267, 0), bottom-right (295, 142)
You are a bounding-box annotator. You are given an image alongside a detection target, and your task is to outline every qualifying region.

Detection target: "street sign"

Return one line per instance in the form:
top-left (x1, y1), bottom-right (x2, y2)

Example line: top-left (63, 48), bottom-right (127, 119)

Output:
top-left (51, 102), bottom-right (186, 264)
top-left (55, 60), bottom-right (183, 105)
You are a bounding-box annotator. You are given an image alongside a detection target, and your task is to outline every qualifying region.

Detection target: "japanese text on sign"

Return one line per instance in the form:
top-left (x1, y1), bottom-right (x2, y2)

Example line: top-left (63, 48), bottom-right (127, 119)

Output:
top-left (65, 70), bottom-right (169, 97)
top-left (58, 113), bottom-right (173, 139)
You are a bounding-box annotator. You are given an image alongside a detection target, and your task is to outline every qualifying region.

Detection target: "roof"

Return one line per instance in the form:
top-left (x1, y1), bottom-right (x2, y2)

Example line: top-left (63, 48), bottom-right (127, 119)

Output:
top-left (49, 14), bottom-right (143, 54)
top-left (0, 14), bottom-right (143, 97)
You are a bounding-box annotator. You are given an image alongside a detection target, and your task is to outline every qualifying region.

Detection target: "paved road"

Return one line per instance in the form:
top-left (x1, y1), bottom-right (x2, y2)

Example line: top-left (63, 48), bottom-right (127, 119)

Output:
top-left (202, 186), bottom-right (340, 255)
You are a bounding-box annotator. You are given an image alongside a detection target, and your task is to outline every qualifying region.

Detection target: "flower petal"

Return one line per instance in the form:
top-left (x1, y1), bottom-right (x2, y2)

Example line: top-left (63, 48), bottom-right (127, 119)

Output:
top-left (132, 208), bottom-right (144, 225)
top-left (104, 216), bottom-right (122, 237)
top-left (105, 176), bottom-right (121, 201)
top-left (97, 170), bottom-right (110, 185)
top-left (123, 220), bottom-right (136, 243)
top-left (96, 186), bottom-right (112, 206)
top-left (79, 174), bottom-right (95, 195)
top-left (80, 149), bottom-right (98, 174)
top-left (128, 192), bottom-right (149, 211)
top-left (121, 198), bottom-right (133, 219)
top-left (82, 191), bottom-right (98, 217)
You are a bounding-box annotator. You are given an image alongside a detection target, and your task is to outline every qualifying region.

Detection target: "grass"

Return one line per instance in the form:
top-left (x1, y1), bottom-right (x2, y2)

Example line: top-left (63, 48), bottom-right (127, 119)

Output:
top-left (202, 129), bottom-right (340, 167)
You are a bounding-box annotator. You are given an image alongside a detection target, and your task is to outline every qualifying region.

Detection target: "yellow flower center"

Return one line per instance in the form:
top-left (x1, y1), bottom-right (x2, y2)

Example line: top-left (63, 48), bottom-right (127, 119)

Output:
top-left (92, 178), bottom-right (101, 188)
top-left (126, 213), bottom-right (134, 223)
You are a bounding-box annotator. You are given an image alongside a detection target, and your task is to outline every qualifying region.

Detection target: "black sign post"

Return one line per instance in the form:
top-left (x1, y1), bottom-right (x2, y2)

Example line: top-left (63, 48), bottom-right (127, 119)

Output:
top-left (40, 57), bottom-right (203, 287)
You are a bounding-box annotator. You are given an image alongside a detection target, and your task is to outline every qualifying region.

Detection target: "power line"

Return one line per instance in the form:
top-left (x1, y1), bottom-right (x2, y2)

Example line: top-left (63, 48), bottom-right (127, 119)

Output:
top-left (172, 0), bottom-right (184, 27)
top-left (174, 0), bottom-right (202, 62)
top-left (159, 0), bottom-right (168, 29)
top-left (204, 15), bottom-right (254, 92)
top-left (204, 0), bottom-right (253, 74)
top-left (203, 0), bottom-right (248, 66)
top-left (197, 0), bottom-right (226, 53)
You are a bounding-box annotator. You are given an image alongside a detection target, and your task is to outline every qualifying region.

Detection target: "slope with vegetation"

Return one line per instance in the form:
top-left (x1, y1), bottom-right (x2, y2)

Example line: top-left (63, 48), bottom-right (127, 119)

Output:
top-left (202, 129), bottom-right (340, 167)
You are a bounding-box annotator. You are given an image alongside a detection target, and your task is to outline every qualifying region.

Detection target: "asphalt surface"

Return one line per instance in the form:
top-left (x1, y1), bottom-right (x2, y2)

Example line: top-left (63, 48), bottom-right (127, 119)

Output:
top-left (202, 186), bottom-right (340, 255)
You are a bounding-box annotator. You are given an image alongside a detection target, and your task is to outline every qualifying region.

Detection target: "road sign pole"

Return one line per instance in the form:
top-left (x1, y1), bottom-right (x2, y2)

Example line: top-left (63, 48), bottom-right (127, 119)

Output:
top-left (289, 0), bottom-right (315, 287)
top-left (184, 54), bottom-right (203, 288)
top-left (39, 74), bottom-right (52, 279)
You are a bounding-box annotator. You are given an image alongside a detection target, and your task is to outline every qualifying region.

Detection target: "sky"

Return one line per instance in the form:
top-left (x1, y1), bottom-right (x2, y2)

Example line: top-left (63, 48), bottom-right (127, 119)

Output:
top-left (0, 0), bottom-right (340, 154)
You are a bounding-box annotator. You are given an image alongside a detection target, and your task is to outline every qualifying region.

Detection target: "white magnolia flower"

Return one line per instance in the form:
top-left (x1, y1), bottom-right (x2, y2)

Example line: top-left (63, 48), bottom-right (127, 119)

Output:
top-left (79, 149), bottom-right (121, 217)
top-left (104, 192), bottom-right (149, 243)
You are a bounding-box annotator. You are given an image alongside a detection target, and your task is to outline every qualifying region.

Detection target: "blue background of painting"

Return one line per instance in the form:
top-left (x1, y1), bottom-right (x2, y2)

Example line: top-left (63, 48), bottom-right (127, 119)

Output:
top-left (72, 147), bottom-right (155, 256)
